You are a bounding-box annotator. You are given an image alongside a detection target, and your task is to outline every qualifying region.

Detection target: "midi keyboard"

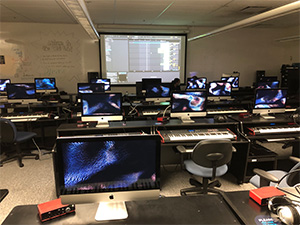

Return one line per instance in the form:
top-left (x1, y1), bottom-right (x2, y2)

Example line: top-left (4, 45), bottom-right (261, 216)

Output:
top-left (246, 125), bottom-right (300, 136)
top-left (1, 113), bottom-right (50, 122)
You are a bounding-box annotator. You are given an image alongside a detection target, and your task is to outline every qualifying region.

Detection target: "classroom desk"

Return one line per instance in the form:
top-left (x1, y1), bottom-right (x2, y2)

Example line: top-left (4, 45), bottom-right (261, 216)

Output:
top-left (2, 195), bottom-right (240, 224)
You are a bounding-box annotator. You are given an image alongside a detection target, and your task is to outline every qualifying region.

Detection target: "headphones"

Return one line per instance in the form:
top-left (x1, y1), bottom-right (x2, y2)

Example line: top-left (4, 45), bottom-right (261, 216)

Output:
top-left (268, 196), bottom-right (300, 225)
top-left (214, 115), bottom-right (228, 123)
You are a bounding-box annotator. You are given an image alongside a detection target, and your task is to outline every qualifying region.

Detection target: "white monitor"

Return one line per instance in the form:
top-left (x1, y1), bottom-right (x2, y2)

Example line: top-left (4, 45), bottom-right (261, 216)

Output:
top-left (0, 79), bottom-right (11, 93)
top-left (145, 82), bottom-right (170, 103)
top-left (256, 81), bottom-right (280, 89)
top-left (54, 135), bottom-right (161, 221)
top-left (208, 81), bottom-right (232, 101)
top-left (6, 83), bottom-right (38, 104)
top-left (34, 78), bottom-right (57, 93)
top-left (252, 88), bottom-right (287, 119)
top-left (81, 93), bottom-right (123, 127)
top-left (170, 91), bottom-right (207, 123)
top-left (77, 83), bottom-right (105, 94)
top-left (90, 78), bottom-right (111, 91)
top-left (221, 76), bottom-right (239, 90)
top-left (186, 77), bottom-right (206, 90)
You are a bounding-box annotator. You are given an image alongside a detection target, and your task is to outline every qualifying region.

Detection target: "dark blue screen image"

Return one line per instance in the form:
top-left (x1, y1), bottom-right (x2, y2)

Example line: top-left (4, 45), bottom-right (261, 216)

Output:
top-left (6, 83), bottom-right (36, 99)
top-left (257, 81), bottom-right (279, 89)
top-left (221, 77), bottom-right (239, 88)
top-left (90, 78), bottom-right (111, 91)
top-left (78, 83), bottom-right (105, 93)
top-left (208, 82), bottom-right (232, 96)
top-left (146, 84), bottom-right (170, 97)
top-left (172, 92), bottom-right (206, 112)
top-left (81, 93), bottom-right (121, 116)
top-left (60, 138), bottom-right (159, 191)
top-left (35, 78), bottom-right (56, 90)
top-left (254, 89), bottom-right (287, 109)
top-left (0, 79), bottom-right (10, 92)
top-left (186, 77), bottom-right (206, 89)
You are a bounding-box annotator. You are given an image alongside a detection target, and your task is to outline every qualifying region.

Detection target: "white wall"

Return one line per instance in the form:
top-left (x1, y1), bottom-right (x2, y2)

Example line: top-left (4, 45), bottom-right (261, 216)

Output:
top-left (0, 22), bottom-right (299, 94)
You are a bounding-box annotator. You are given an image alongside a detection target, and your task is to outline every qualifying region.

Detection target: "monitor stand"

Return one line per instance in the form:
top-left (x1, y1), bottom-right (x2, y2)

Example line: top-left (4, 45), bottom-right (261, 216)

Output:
top-left (180, 116), bottom-right (195, 124)
top-left (96, 121), bottom-right (109, 127)
top-left (95, 201), bottom-right (128, 221)
top-left (260, 113), bottom-right (275, 120)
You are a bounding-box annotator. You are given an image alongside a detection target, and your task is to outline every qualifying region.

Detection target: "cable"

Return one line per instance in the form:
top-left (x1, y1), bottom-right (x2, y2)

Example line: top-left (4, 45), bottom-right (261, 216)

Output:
top-left (32, 138), bottom-right (42, 159)
top-left (162, 105), bottom-right (171, 118)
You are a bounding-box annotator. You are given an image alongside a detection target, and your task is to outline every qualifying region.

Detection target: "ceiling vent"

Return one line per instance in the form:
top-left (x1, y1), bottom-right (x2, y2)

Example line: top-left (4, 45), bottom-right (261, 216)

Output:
top-left (241, 6), bottom-right (270, 14)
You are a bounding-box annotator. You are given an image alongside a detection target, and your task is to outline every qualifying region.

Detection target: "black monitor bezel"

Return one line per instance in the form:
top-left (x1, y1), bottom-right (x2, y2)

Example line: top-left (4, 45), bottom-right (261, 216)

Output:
top-left (6, 83), bottom-right (36, 99)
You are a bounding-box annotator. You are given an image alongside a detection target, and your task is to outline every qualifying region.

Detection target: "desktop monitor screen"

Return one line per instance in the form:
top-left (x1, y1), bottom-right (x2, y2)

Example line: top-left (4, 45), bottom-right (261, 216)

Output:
top-left (34, 78), bottom-right (56, 93)
top-left (78, 83), bottom-right (105, 94)
top-left (257, 81), bottom-right (279, 89)
top-left (54, 135), bottom-right (161, 221)
top-left (142, 78), bottom-right (162, 90)
top-left (0, 79), bottom-right (11, 92)
top-left (208, 81), bottom-right (232, 99)
top-left (145, 83), bottom-right (170, 98)
top-left (186, 77), bottom-right (206, 90)
top-left (253, 88), bottom-right (287, 116)
top-left (221, 77), bottom-right (239, 90)
top-left (171, 91), bottom-right (207, 120)
top-left (90, 78), bottom-right (111, 91)
top-left (6, 83), bottom-right (36, 102)
top-left (81, 93), bottom-right (123, 125)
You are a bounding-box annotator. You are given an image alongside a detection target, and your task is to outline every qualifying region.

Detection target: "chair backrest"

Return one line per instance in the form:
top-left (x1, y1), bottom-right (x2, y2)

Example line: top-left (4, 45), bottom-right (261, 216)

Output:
top-left (0, 118), bottom-right (17, 143)
top-left (192, 139), bottom-right (232, 168)
top-left (286, 162), bottom-right (300, 186)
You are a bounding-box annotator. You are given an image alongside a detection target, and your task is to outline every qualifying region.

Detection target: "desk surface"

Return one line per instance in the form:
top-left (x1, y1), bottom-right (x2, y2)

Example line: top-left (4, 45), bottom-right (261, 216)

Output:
top-left (2, 195), bottom-right (239, 224)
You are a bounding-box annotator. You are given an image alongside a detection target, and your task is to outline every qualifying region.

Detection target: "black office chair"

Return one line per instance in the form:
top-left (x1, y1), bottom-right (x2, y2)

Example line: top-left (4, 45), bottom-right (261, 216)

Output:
top-left (249, 156), bottom-right (300, 188)
top-left (179, 139), bottom-right (233, 195)
top-left (0, 118), bottom-right (39, 167)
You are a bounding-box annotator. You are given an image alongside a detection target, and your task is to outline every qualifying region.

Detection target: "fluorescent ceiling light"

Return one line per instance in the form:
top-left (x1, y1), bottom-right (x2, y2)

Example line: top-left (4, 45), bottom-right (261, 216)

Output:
top-left (188, 1), bottom-right (300, 42)
top-left (275, 35), bottom-right (300, 42)
top-left (61, 0), bottom-right (99, 40)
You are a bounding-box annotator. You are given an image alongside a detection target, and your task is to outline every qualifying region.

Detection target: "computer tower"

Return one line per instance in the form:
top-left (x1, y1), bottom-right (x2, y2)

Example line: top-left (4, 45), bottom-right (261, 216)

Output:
top-left (87, 72), bottom-right (99, 82)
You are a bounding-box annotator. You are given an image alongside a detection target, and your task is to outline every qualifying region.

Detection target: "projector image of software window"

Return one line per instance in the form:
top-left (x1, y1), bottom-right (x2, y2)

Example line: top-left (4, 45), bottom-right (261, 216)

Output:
top-left (100, 34), bottom-right (187, 84)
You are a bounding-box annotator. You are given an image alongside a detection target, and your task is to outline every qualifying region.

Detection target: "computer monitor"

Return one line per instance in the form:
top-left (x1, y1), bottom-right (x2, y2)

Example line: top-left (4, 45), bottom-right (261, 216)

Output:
top-left (253, 88), bottom-right (287, 119)
top-left (34, 78), bottom-right (57, 93)
top-left (81, 93), bottom-right (123, 127)
top-left (90, 78), bottom-right (111, 91)
top-left (256, 81), bottom-right (280, 89)
top-left (77, 83), bottom-right (105, 94)
top-left (260, 76), bottom-right (278, 82)
top-left (0, 79), bottom-right (11, 93)
top-left (186, 77), bottom-right (206, 90)
top-left (54, 135), bottom-right (161, 221)
top-left (170, 91), bottom-right (207, 123)
top-left (6, 83), bottom-right (38, 104)
top-left (145, 82), bottom-right (170, 103)
top-left (208, 81), bottom-right (232, 101)
top-left (142, 78), bottom-right (162, 94)
top-left (221, 76), bottom-right (239, 90)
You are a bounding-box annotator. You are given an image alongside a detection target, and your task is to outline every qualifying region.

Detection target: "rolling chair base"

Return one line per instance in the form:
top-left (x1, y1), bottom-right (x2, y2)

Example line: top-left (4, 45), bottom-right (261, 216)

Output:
top-left (180, 178), bottom-right (223, 195)
top-left (0, 152), bottom-right (39, 167)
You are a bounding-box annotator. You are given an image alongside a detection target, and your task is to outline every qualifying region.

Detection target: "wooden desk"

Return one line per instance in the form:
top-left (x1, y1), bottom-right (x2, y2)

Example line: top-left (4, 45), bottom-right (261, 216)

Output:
top-left (2, 195), bottom-right (240, 224)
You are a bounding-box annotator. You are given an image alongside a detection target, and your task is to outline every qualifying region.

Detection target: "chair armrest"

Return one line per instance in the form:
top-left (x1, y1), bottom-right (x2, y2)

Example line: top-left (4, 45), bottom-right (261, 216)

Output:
top-left (253, 168), bottom-right (280, 183)
top-left (289, 156), bottom-right (300, 163)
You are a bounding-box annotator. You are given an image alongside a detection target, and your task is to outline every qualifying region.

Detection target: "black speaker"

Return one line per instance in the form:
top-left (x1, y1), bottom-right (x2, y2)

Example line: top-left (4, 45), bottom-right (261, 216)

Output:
top-left (256, 70), bottom-right (265, 82)
top-left (88, 72), bottom-right (99, 82)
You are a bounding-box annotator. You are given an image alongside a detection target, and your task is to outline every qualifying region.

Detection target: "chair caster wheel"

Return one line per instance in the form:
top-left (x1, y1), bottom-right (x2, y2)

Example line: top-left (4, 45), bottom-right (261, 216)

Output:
top-left (180, 191), bottom-right (186, 196)
top-left (215, 181), bottom-right (221, 188)
top-left (20, 163), bottom-right (24, 167)
top-left (35, 155), bottom-right (39, 160)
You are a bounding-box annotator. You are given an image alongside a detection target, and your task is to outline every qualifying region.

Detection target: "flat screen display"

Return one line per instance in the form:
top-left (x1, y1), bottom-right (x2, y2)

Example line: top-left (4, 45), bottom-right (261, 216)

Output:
top-left (208, 82), bottom-right (232, 96)
top-left (99, 33), bottom-right (187, 84)
top-left (78, 83), bottom-right (105, 94)
top-left (6, 83), bottom-right (36, 99)
top-left (90, 78), bottom-right (111, 91)
top-left (254, 89), bottom-right (287, 109)
top-left (0, 79), bottom-right (11, 92)
top-left (55, 135), bottom-right (161, 193)
top-left (35, 78), bottom-right (56, 90)
top-left (257, 81), bottom-right (279, 89)
top-left (221, 77), bottom-right (239, 89)
top-left (145, 83), bottom-right (170, 98)
top-left (186, 77), bottom-right (206, 89)
top-left (171, 91), bottom-right (206, 113)
top-left (81, 93), bottom-right (122, 116)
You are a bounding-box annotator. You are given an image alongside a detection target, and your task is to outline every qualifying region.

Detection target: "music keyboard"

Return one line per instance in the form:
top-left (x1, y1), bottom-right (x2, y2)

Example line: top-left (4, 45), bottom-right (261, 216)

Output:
top-left (159, 128), bottom-right (237, 142)
top-left (207, 108), bottom-right (247, 115)
top-left (142, 110), bottom-right (160, 116)
top-left (1, 113), bottom-right (50, 122)
top-left (247, 125), bottom-right (300, 136)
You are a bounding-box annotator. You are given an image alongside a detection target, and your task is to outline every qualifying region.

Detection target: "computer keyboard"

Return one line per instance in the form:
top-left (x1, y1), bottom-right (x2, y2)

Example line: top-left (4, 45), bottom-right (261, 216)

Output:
top-left (207, 108), bottom-right (247, 115)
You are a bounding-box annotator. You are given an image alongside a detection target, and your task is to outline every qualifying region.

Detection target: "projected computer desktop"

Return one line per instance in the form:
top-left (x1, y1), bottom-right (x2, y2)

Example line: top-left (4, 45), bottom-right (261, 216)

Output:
top-left (170, 91), bottom-right (207, 123)
top-left (54, 135), bottom-right (161, 221)
top-left (80, 93), bottom-right (123, 127)
top-left (253, 88), bottom-right (287, 119)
